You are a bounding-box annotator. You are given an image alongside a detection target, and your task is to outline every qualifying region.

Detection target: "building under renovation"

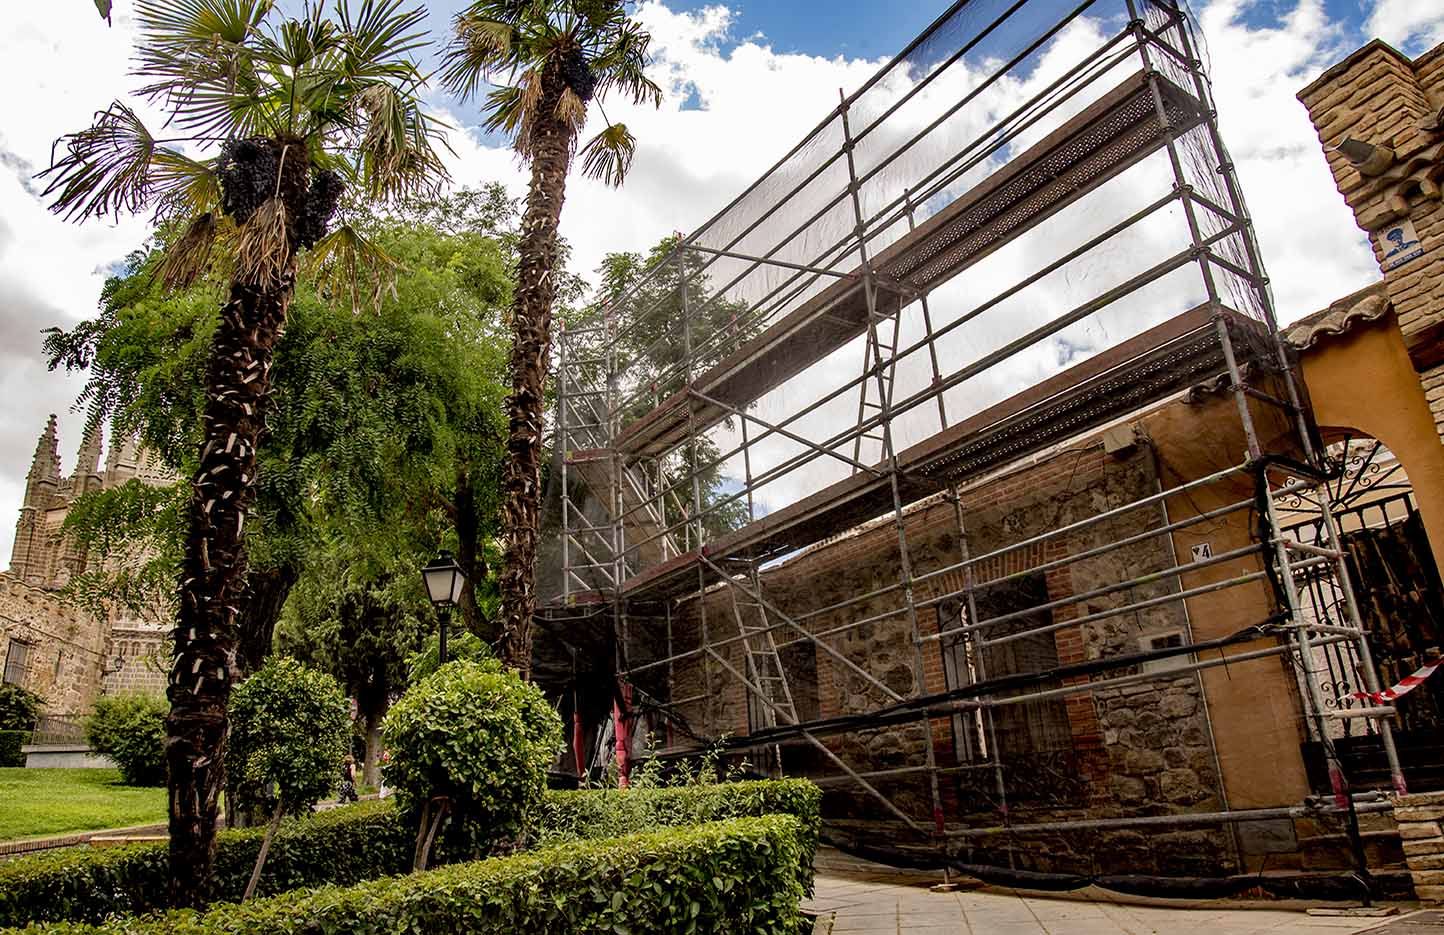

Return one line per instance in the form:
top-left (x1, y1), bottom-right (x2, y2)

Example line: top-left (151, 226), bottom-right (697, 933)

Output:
top-left (533, 0), bottom-right (1444, 892)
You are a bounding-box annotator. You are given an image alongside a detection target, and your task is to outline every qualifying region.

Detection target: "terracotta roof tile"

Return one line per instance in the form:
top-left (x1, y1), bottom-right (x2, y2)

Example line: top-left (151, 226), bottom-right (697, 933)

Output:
top-left (1283, 282), bottom-right (1391, 349)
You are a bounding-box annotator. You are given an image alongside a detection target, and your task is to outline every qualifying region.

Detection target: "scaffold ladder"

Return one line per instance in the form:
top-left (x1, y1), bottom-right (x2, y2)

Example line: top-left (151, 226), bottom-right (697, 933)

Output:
top-left (724, 560), bottom-right (798, 729)
top-left (851, 304), bottom-right (903, 470)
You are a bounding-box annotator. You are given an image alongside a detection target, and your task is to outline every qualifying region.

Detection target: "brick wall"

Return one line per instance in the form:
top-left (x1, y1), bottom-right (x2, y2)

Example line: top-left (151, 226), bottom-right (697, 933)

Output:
top-left (100, 627), bottom-right (169, 697)
top-left (1298, 41), bottom-right (1444, 437)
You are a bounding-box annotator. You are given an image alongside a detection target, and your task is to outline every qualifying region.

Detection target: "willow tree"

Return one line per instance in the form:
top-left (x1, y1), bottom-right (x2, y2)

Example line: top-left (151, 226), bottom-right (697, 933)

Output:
top-left (440, 0), bottom-right (660, 678)
top-left (41, 0), bottom-right (446, 905)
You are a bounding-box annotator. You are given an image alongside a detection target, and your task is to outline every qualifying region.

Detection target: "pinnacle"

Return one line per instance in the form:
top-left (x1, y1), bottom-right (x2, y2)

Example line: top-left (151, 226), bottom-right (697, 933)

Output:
top-left (29, 414), bottom-right (61, 482)
top-left (74, 418), bottom-right (103, 480)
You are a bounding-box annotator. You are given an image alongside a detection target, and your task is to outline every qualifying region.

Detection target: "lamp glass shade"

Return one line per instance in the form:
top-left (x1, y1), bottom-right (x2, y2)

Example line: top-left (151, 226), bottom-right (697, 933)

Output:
top-left (422, 551), bottom-right (465, 607)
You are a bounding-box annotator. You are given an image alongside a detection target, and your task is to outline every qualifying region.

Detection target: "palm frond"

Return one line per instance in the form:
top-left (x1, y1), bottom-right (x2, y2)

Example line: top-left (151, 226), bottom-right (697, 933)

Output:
top-left (555, 87), bottom-right (587, 136)
top-left (133, 0), bottom-right (281, 138)
top-left (301, 222), bottom-right (400, 313)
top-left (157, 211), bottom-right (220, 290)
top-left (40, 103), bottom-right (164, 222)
top-left (233, 197), bottom-right (290, 287)
top-left (337, 0), bottom-right (433, 84)
top-left (352, 85), bottom-right (451, 201)
top-left (578, 120), bottom-right (636, 187)
top-left (480, 69), bottom-right (548, 158)
top-left (440, 14), bottom-right (520, 99)
top-left (442, 0), bottom-right (660, 160)
top-left (151, 149), bottom-right (222, 217)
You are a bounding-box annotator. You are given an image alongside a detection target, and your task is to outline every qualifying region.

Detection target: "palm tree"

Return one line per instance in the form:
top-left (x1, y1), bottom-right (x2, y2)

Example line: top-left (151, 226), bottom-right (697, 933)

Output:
top-left (440, 0), bottom-right (660, 679)
top-left (41, 0), bottom-right (447, 905)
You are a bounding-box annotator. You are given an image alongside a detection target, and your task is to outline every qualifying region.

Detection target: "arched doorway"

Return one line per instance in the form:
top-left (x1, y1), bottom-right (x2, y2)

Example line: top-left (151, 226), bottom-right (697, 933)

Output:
top-left (1280, 435), bottom-right (1444, 790)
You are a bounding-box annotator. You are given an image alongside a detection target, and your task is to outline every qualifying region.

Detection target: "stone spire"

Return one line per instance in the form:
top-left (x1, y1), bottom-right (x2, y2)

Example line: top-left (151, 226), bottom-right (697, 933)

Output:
top-left (71, 420), bottom-right (104, 496)
top-left (12, 415), bottom-right (62, 582)
top-left (24, 415), bottom-right (61, 505)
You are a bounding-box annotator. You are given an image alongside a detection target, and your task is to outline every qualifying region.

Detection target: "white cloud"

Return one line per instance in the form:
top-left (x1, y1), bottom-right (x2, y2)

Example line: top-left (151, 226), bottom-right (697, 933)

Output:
top-left (0, 0), bottom-right (1426, 561)
top-left (1367, 0), bottom-right (1444, 50)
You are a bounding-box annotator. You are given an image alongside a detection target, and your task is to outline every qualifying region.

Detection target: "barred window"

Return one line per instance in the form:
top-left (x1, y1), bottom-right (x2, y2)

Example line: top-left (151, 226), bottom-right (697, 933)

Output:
top-left (3, 640), bottom-right (34, 686)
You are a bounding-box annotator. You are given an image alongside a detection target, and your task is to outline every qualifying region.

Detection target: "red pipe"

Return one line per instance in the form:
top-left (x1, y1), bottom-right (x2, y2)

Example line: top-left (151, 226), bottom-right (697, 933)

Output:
top-left (572, 706), bottom-right (585, 778)
top-left (613, 682), bottom-right (633, 788)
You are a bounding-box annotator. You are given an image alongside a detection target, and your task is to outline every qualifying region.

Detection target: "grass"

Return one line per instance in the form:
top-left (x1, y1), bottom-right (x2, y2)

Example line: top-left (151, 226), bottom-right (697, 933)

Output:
top-left (0, 768), bottom-right (167, 842)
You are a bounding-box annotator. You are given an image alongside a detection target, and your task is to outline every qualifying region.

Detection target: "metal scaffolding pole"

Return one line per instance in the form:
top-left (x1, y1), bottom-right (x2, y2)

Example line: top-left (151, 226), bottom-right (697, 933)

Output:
top-left (841, 85), bottom-right (948, 841)
top-left (951, 490), bottom-right (1012, 848)
top-left (539, 0), bottom-right (1410, 861)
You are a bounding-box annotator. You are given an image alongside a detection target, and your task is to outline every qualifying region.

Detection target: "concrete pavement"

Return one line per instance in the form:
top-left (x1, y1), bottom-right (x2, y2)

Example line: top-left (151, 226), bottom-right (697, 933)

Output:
top-left (804, 849), bottom-right (1444, 934)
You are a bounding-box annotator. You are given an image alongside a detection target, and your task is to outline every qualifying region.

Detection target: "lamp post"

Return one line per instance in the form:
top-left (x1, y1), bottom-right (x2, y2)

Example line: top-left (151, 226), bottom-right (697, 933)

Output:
top-left (421, 550), bottom-right (466, 665)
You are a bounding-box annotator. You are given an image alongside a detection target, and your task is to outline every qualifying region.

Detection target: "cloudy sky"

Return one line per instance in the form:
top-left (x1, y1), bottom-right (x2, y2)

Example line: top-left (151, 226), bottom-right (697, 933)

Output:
top-left (1, 0), bottom-right (1442, 561)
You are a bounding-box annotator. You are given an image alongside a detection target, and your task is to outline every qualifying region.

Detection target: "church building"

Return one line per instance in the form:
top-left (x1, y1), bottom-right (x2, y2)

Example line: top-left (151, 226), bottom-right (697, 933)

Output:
top-left (2, 416), bottom-right (172, 719)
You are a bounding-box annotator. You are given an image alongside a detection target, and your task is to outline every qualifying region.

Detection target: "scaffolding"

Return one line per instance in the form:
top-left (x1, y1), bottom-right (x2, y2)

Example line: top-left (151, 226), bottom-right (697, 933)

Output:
top-left (537, 0), bottom-right (1409, 877)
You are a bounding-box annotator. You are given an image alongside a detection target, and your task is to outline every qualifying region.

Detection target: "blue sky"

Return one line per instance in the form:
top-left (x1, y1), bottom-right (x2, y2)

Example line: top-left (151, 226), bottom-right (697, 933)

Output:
top-left (427, 0), bottom-right (1375, 66)
top-left (420, 0), bottom-right (1405, 136)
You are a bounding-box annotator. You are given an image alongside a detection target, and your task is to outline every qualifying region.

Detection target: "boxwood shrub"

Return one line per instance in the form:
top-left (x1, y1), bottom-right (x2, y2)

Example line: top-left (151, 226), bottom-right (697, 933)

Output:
top-left (0, 779), bottom-right (821, 929)
top-left (25, 816), bottom-right (810, 935)
top-left (0, 800), bottom-right (409, 928)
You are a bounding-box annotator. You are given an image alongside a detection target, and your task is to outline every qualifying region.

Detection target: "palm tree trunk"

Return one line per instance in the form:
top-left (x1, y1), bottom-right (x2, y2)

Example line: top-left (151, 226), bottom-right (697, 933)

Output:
top-left (499, 83), bottom-right (574, 680)
top-left (167, 269), bottom-right (295, 908)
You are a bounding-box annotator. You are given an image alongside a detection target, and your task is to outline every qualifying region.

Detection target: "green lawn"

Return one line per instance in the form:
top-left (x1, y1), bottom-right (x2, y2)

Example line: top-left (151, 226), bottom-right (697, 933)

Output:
top-left (0, 768), bottom-right (167, 842)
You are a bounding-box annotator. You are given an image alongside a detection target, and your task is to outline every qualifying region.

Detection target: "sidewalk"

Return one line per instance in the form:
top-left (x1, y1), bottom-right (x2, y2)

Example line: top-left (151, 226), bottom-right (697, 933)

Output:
top-left (804, 849), bottom-right (1443, 934)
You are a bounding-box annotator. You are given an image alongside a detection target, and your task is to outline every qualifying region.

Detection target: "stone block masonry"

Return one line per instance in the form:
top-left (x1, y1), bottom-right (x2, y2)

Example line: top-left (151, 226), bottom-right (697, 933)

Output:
top-left (659, 427), bottom-right (1241, 876)
top-left (1395, 791), bottom-right (1444, 904)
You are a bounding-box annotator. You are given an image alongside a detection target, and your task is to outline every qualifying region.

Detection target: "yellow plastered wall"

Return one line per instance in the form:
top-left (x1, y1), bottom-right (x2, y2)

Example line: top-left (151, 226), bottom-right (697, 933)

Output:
top-left (1298, 312), bottom-right (1444, 573)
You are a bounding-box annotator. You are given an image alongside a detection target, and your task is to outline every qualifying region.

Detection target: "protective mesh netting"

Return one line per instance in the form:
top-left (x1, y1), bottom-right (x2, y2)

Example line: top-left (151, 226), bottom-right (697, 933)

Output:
top-left (541, 0), bottom-right (1275, 600)
top-left (531, 0), bottom-right (1392, 889)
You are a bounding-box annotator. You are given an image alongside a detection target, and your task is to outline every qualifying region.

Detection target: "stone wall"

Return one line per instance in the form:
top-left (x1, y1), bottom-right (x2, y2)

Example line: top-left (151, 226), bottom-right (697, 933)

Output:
top-left (101, 626), bottom-right (169, 697)
top-left (657, 420), bottom-right (1239, 875)
top-left (1394, 790), bottom-right (1444, 905)
top-left (0, 573), bottom-right (107, 716)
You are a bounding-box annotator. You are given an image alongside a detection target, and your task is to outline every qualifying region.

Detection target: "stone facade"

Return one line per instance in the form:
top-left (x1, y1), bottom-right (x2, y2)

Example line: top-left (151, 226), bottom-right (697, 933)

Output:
top-left (1393, 790), bottom-right (1444, 905)
top-left (1, 416), bottom-right (172, 717)
top-left (0, 574), bottom-right (108, 717)
top-left (656, 405), bottom-right (1257, 876)
top-left (1298, 40), bottom-right (1444, 440)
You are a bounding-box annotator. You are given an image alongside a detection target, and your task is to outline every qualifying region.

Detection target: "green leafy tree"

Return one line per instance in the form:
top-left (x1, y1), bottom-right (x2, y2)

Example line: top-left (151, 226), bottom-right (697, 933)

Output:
top-left (226, 657), bottom-right (350, 900)
top-left (49, 191), bottom-right (517, 664)
top-left (405, 629), bottom-right (493, 685)
top-left (226, 658), bottom-right (351, 818)
top-left (50, 196), bottom-right (518, 799)
top-left (589, 236), bottom-right (755, 539)
top-left (40, 0), bottom-right (448, 902)
top-left (86, 694), bottom-right (168, 786)
top-left (0, 684), bottom-right (43, 732)
top-left (381, 659), bottom-right (562, 869)
top-left (439, 0), bottom-right (662, 678)
top-left (276, 540), bottom-right (433, 787)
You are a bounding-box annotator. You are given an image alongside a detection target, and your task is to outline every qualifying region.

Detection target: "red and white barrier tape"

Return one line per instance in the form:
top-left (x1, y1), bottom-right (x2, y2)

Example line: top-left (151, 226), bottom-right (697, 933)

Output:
top-left (1352, 661), bottom-right (1441, 704)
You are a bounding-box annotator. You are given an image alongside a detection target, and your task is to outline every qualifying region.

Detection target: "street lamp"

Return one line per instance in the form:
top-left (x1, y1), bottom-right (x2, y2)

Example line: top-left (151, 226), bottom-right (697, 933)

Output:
top-left (421, 550), bottom-right (466, 664)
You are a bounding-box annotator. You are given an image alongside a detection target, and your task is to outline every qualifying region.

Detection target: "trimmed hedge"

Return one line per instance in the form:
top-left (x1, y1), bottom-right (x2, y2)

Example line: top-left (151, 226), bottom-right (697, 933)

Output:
top-left (539, 778), bottom-right (821, 865)
top-left (0, 730), bottom-right (25, 767)
top-left (26, 816), bottom-right (810, 935)
top-left (0, 779), bottom-right (822, 929)
top-left (0, 800), bottom-right (409, 928)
